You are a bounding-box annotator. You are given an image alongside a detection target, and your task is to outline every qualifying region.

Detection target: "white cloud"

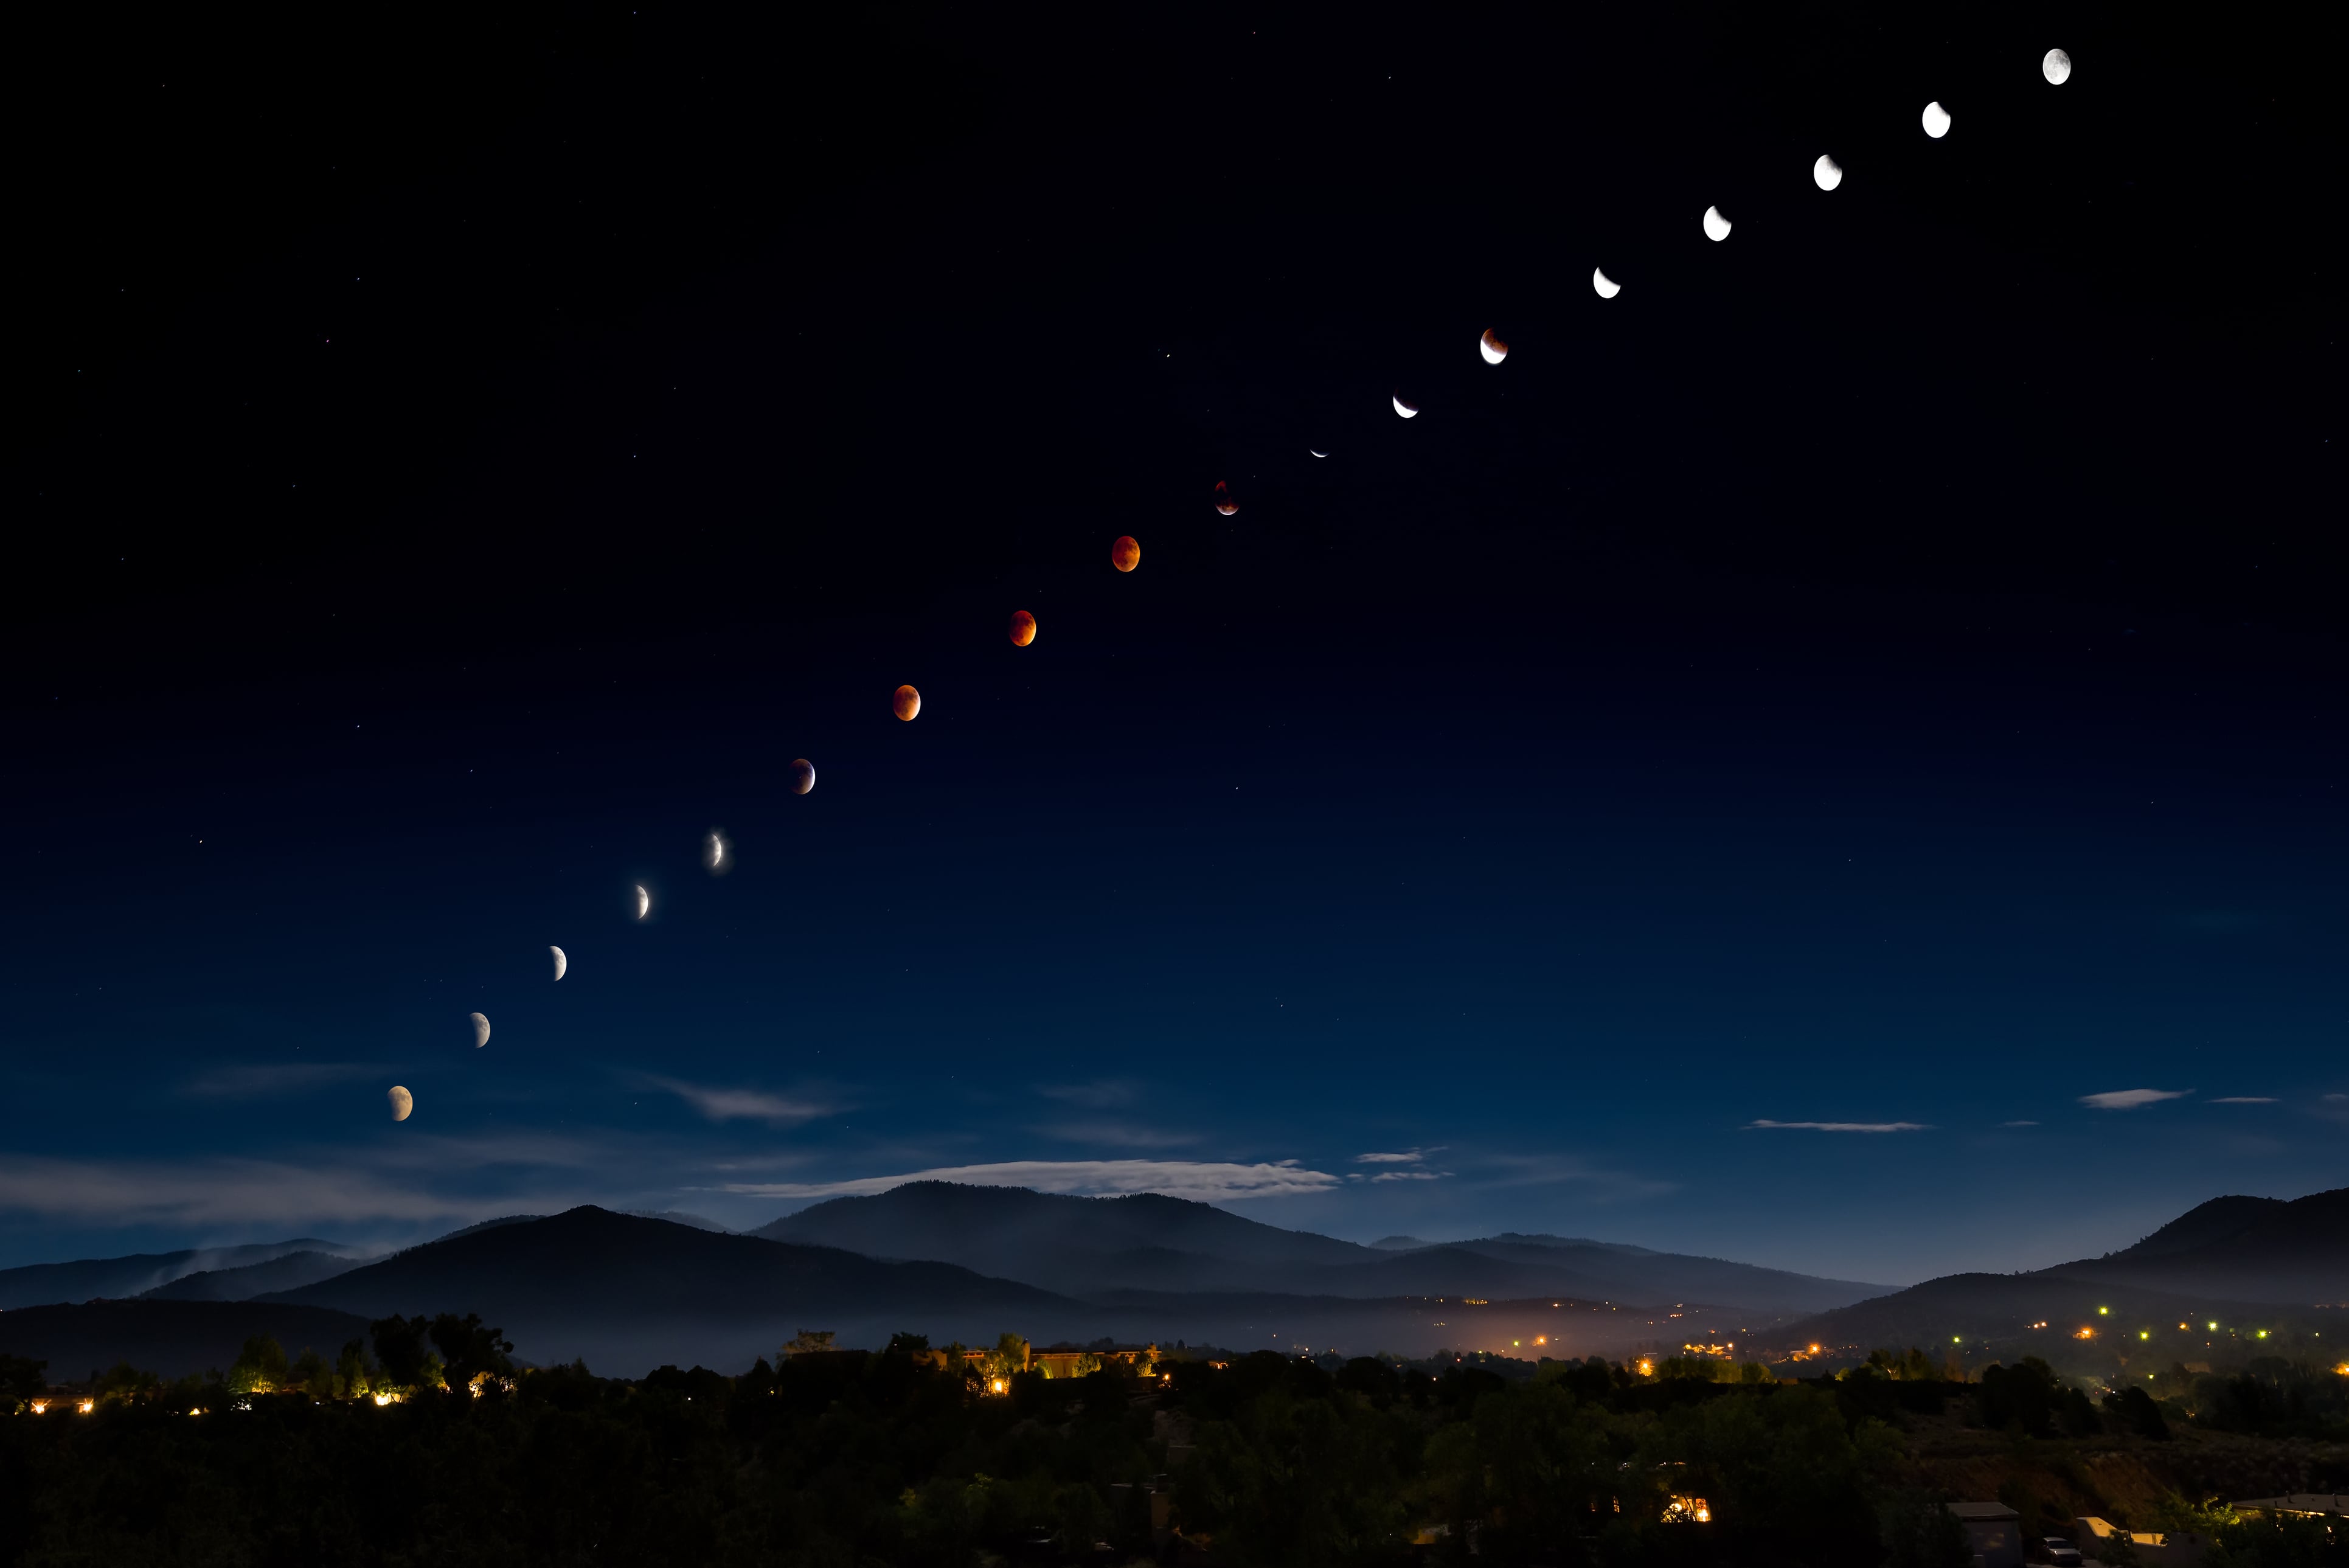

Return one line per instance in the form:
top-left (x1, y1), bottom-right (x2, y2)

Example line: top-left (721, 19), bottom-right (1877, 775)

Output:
top-left (1473, 1154), bottom-right (1678, 1201)
top-left (1746, 1119), bottom-right (1929, 1133)
top-left (0, 1154), bottom-right (487, 1228)
top-left (714, 1159), bottom-right (1340, 1203)
top-left (2078, 1088), bottom-right (2191, 1111)
top-left (1353, 1150), bottom-right (1426, 1164)
top-left (183, 1061), bottom-right (382, 1100)
top-left (643, 1077), bottom-right (828, 1126)
top-left (1370, 1170), bottom-right (1450, 1182)
top-left (2329, 1094), bottom-right (2349, 1103)
top-left (2000, 1120), bottom-right (2040, 1128)
top-left (2208, 1097), bottom-right (2278, 1105)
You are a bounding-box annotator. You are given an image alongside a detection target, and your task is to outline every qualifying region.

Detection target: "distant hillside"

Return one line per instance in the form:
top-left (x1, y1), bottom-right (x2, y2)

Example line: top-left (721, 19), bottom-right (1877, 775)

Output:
top-left (0, 1299), bottom-right (372, 1381)
top-left (0, 1239), bottom-right (361, 1310)
top-left (268, 1206), bottom-right (1083, 1377)
top-left (142, 1250), bottom-right (365, 1302)
top-left (2058, 1187), bottom-right (2349, 1305)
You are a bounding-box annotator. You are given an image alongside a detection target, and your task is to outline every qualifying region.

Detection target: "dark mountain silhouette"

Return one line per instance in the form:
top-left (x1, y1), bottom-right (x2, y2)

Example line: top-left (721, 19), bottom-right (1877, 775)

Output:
top-left (141, 1249), bottom-right (365, 1302)
top-left (0, 1239), bottom-right (362, 1310)
top-left (266, 1205), bottom-right (1085, 1377)
top-left (2101, 1195), bottom-right (2290, 1261)
top-left (1370, 1235), bottom-right (1431, 1250)
top-left (1754, 1269), bottom-right (2261, 1361)
top-left (754, 1183), bottom-right (1887, 1312)
top-left (0, 1299), bottom-right (372, 1381)
top-left (2058, 1187), bottom-right (2349, 1304)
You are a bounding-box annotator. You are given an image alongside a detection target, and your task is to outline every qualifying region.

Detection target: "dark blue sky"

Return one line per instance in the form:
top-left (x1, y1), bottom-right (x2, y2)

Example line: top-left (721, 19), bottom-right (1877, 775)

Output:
top-left (4, 2), bottom-right (2340, 1282)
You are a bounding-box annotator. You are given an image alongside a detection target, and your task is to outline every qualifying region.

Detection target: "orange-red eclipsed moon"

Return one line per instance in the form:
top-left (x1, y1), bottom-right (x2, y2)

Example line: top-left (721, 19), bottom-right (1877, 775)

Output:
top-left (1214, 480), bottom-right (1238, 516)
top-left (1008, 611), bottom-right (1036, 647)
top-left (1111, 536), bottom-right (1140, 572)
top-left (788, 758), bottom-right (815, 794)
top-left (893, 685), bottom-right (921, 721)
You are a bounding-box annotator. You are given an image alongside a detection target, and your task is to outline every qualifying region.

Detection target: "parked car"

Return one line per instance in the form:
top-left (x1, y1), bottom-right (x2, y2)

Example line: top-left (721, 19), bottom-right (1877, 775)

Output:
top-left (2038, 1537), bottom-right (2083, 1567)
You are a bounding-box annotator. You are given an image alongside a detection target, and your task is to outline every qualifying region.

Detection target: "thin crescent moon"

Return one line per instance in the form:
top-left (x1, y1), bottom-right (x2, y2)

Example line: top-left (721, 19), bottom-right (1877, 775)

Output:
top-left (634, 885), bottom-right (650, 920)
top-left (550, 945), bottom-right (566, 982)
top-left (1392, 395), bottom-right (1418, 418)
top-left (470, 1012), bottom-right (491, 1049)
top-left (1592, 266), bottom-right (1621, 299)
top-left (1310, 450), bottom-right (1327, 457)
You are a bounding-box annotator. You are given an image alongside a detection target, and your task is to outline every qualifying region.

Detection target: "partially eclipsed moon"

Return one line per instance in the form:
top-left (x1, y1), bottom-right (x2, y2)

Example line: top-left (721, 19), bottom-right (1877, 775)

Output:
top-left (1921, 100), bottom-right (1951, 138)
top-left (1392, 394), bottom-right (1418, 418)
top-left (1479, 328), bottom-right (1508, 365)
top-left (388, 1086), bottom-right (412, 1121)
top-left (893, 684), bottom-right (921, 721)
top-left (703, 830), bottom-right (731, 873)
top-left (1813, 154), bottom-right (1843, 191)
top-left (470, 1012), bottom-right (491, 1049)
top-left (788, 758), bottom-right (816, 794)
top-left (1111, 536), bottom-right (1140, 572)
top-left (634, 885), bottom-right (650, 919)
top-left (1702, 206), bottom-right (1732, 241)
top-left (2042, 48), bottom-right (2072, 85)
top-left (550, 945), bottom-right (566, 981)
top-left (1592, 267), bottom-right (1620, 299)
top-left (1213, 480), bottom-right (1237, 515)
top-left (1008, 611), bottom-right (1035, 647)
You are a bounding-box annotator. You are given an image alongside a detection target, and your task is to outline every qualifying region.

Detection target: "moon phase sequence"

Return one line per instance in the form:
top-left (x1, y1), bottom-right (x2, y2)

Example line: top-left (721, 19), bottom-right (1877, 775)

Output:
top-left (388, 1086), bottom-right (412, 1122)
top-left (550, 945), bottom-right (566, 981)
top-left (470, 1012), bottom-right (491, 1049)
top-left (1008, 611), bottom-right (1036, 647)
top-left (1111, 536), bottom-right (1140, 572)
top-left (893, 684), bottom-right (921, 721)
top-left (789, 758), bottom-right (816, 794)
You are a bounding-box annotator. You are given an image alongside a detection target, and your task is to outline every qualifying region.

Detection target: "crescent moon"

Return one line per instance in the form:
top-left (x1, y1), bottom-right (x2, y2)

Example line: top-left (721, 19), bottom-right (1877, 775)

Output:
top-left (1592, 267), bottom-right (1621, 300)
top-left (550, 945), bottom-right (567, 981)
top-left (1392, 394), bottom-right (1418, 418)
top-left (2042, 48), bottom-right (2071, 85)
top-left (388, 1086), bottom-right (412, 1122)
top-left (1310, 450), bottom-right (1327, 457)
top-left (704, 829), bottom-right (731, 872)
top-left (788, 757), bottom-right (817, 792)
top-left (1702, 206), bottom-right (1732, 242)
top-left (634, 885), bottom-right (650, 920)
top-left (470, 1012), bottom-right (491, 1049)
top-left (1478, 328), bottom-right (1508, 365)
top-left (1813, 154), bottom-right (1843, 192)
top-left (1921, 100), bottom-right (1951, 139)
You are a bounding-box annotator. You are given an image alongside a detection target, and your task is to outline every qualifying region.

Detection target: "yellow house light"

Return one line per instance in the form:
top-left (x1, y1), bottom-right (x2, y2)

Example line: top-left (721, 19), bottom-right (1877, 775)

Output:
top-left (2098, 1306), bottom-right (2110, 1316)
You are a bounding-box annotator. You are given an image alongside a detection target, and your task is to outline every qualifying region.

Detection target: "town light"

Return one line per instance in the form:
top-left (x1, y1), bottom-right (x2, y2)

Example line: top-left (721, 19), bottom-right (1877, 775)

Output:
top-left (2098, 1306), bottom-right (2109, 1316)
top-left (77, 1400), bottom-right (93, 1414)
top-left (373, 1393), bottom-right (394, 1406)
top-left (2139, 1331), bottom-right (2149, 1341)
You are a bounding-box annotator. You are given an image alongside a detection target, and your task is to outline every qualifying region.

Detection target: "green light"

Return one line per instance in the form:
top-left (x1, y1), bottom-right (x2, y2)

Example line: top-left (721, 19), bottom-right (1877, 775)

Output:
top-left (2139, 1331), bottom-right (2149, 1340)
top-left (1952, 1336), bottom-right (1962, 1344)
top-left (2208, 1322), bottom-right (2218, 1331)
top-left (2258, 1330), bottom-right (2269, 1339)
top-left (2098, 1306), bottom-right (2110, 1316)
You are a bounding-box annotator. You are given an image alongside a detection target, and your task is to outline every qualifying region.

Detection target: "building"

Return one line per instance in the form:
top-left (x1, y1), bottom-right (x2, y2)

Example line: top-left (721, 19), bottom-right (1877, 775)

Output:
top-left (2231, 1496), bottom-right (2349, 1519)
top-left (1947, 1502), bottom-right (2022, 1568)
top-left (1030, 1342), bottom-right (1159, 1379)
top-left (2078, 1517), bottom-right (2208, 1567)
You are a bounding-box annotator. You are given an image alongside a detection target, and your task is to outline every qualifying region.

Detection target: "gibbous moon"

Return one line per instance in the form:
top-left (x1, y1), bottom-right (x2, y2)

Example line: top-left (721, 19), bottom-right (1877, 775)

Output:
top-left (1702, 206), bottom-right (1732, 241)
top-left (1921, 100), bottom-right (1951, 138)
top-left (550, 945), bottom-right (567, 981)
top-left (1008, 611), bottom-right (1036, 648)
top-left (1479, 328), bottom-right (1508, 365)
top-left (703, 830), bottom-right (732, 873)
top-left (788, 758), bottom-right (816, 794)
top-left (388, 1086), bottom-right (412, 1122)
top-left (1813, 154), bottom-right (1843, 191)
top-left (1213, 480), bottom-right (1237, 515)
top-left (470, 1012), bottom-right (491, 1049)
top-left (893, 684), bottom-right (921, 721)
top-left (634, 884), bottom-right (650, 919)
top-left (1392, 394), bottom-right (1418, 418)
top-left (2042, 48), bottom-right (2071, 85)
top-left (1592, 267), bottom-right (1621, 300)
top-left (1111, 535), bottom-right (1140, 572)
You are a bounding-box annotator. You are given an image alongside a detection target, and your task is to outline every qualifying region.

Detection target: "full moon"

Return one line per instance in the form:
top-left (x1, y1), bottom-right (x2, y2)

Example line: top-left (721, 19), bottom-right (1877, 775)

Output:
top-left (1813, 154), bottom-right (1843, 191)
top-left (470, 1012), bottom-right (491, 1049)
top-left (1479, 328), bottom-right (1508, 365)
top-left (893, 684), bottom-right (921, 721)
top-left (388, 1086), bottom-right (412, 1122)
top-left (789, 757), bottom-right (816, 794)
top-left (1213, 480), bottom-right (1237, 515)
top-left (1111, 535), bottom-right (1140, 572)
top-left (1392, 394), bottom-right (1418, 418)
top-left (1008, 611), bottom-right (1036, 647)
top-left (1592, 267), bottom-right (1621, 299)
top-left (550, 945), bottom-right (566, 981)
top-left (1702, 206), bottom-right (1732, 241)
top-left (1921, 100), bottom-right (1951, 138)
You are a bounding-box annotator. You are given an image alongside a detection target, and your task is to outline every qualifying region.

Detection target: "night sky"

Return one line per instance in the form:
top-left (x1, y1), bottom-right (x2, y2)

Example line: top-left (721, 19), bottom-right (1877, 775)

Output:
top-left (5, 2), bottom-right (2341, 1284)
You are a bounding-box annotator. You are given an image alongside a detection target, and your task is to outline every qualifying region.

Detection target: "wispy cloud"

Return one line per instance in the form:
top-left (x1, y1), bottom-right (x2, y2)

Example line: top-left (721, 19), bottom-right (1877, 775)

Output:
top-left (1746, 1119), bottom-right (1929, 1133)
top-left (2209, 1097), bottom-right (2278, 1105)
top-left (1474, 1154), bottom-right (1678, 1201)
top-left (0, 1155), bottom-right (489, 1227)
top-left (1032, 1120), bottom-right (1202, 1150)
top-left (1354, 1150), bottom-right (1428, 1165)
top-left (183, 1061), bottom-right (382, 1100)
top-left (713, 1159), bottom-right (1339, 1203)
top-left (1370, 1170), bottom-right (1449, 1182)
top-left (2001, 1120), bottom-right (2040, 1128)
top-left (1033, 1080), bottom-right (1140, 1110)
top-left (642, 1077), bottom-right (829, 1126)
top-left (2078, 1088), bottom-right (2191, 1111)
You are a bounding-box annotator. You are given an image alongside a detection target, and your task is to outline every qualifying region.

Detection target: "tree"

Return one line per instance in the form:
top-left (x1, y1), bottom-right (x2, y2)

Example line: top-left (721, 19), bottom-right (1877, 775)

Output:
top-left (335, 1338), bottom-right (376, 1399)
top-left (1881, 1490), bottom-right (1972, 1568)
top-left (1979, 1358), bottom-right (2059, 1437)
top-left (370, 1313), bottom-right (440, 1390)
top-left (290, 1346), bottom-right (332, 1398)
top-left (0, 1353), bottom-right (46, 1413)
top-left (781, 1330), bottom-right (837, 1359)
top-left (226, 1334), bottom-right (290, 1395)
top-left (2103, 1385), bottom-right (2171, 1440)
top-left (429, 1313), bottom-right (514, 1391)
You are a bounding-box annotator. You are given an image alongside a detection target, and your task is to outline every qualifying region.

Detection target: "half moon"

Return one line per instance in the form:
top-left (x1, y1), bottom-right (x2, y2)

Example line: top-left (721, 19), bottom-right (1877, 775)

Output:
top-left (2042, 48), bottom-right (2071, 85)
top-left (1813, 154), bottom-right (1843, 191)
top-left (550, 945), bottom-right (567, 982)
top-left (1921, 100), bottom-right (1951, 138)
top-left (788, 757), bottom-right (816, 793)
top-left (634, 884), bottom-right (650, 920)
top-left (1479, 328), bottom-right (1508, 365)
top-left (1702, 206), bottom-right (1732, 241)
top-left (1392, 394), bottom-right (1418, 418)
top-left (1111, 536), bottom-right (1140, 572)
top-left (388, 1086), bottom-right (412, 1122)
top-left (1592, 267), bottom-right (1621, 300)
top-left (893, 684), bottom-right (921, 721)
top-left (470, 1012), bottom-right (491, 1049)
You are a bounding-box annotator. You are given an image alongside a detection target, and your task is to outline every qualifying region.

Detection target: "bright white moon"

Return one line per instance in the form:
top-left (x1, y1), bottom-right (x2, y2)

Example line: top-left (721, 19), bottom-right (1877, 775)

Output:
top-left (1478, 329), bottom-right (1507, 365)
top-left (2042, 49), bottom-right (2072, 85)
top-left (634, 885), bottom-right (649, 920)
top-left (1591, 267), bottom-right (1620, 300)
top-left (1392, 395), bottom-right (1418, 418)
top-left (1921, 100), bottom-right (1951, 138)
top-left (1702, 206), bottom-right (1732, 241)
top-left (388, 1086), bottom-right (412, 1122)
top-left (1813, 154), bottom-right (1843, 192)
top-left (703, 830), bottom-right (732, 873)
top-left (470, 1011), bottom-right (491, 1049)
top-left (1310, 450), bottom-right (1327, 457)
top-left (550, 945), bottom-right (567, 981)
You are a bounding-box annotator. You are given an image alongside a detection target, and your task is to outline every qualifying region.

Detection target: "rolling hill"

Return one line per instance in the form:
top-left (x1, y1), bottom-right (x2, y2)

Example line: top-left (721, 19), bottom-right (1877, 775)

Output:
top-left (2058, 1188), bottom-right (2349, 1305)
top-left (0, 1238), bottom-right (366, 1310)
top-left (141, 1249), bottom-right (366, 1302)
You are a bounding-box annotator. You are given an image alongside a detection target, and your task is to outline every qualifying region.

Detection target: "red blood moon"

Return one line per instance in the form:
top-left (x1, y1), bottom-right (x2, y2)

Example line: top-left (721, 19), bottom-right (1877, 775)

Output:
top-left (893, 685), bottom-right (921, 721)
top-left (1111, 536), bottom-right (1140, 572)
top-left (1008, 610), bottom-right (1036, 647)
top-left (1479, 328), bottom-right (1510, 364)
top-left (1214, 480), bottom-right (1238, 516)
top-left (788, 758), bottom-right (815, 794)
